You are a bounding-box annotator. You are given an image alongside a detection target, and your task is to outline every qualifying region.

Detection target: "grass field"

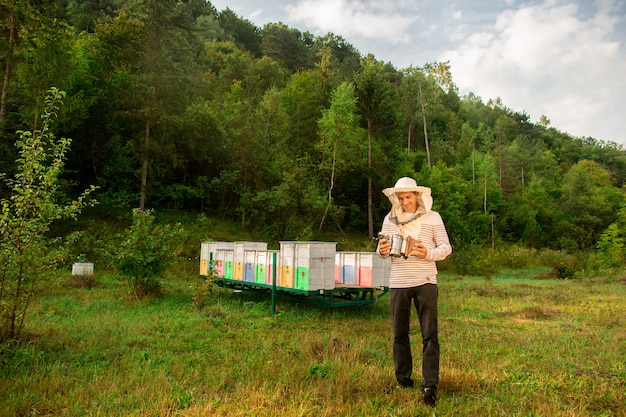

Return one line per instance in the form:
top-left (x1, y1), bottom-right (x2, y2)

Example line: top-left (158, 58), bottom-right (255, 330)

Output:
top-left (1, 266), bottom-right (624, 416)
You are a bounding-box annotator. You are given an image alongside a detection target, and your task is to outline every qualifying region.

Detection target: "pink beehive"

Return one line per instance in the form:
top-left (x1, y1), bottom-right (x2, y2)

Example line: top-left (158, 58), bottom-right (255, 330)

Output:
top-left (214, 260), bottom-right (225, 278)
top-left (265, 250), bottom-right (280, 285)
top-left (357, 253), bottom-right (373, 287)
top-left (355, 252), bottom-right (391, 288)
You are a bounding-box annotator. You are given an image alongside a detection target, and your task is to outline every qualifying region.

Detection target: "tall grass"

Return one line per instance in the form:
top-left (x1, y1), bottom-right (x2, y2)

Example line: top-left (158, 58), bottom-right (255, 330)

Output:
top-left (1, 267), bottom-right (624, 416)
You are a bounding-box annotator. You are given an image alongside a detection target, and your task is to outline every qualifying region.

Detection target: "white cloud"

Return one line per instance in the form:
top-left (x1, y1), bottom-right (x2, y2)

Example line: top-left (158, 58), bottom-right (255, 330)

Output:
top-left (249, 8), bottom-right (264, 21)
top-left (442, 0), bottom-right (626, 143)
top-left (210, 0), bottom-right (626, 144)
top-left (285, 0), bottom-right (418, 43)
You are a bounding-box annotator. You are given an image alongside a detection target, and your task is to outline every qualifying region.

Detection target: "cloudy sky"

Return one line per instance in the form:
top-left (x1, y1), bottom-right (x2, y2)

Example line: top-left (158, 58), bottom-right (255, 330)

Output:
top-left (209, 0), bottom-right (626, 146)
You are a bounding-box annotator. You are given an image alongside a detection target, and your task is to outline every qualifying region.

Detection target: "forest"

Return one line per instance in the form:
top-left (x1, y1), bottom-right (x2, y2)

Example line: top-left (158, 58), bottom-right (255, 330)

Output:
top-left (2, 0), bottom-right (626, 264)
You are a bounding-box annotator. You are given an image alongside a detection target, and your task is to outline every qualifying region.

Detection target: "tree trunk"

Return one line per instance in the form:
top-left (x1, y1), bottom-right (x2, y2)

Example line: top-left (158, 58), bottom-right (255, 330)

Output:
top-left (472, 145), bottom-right (476, 185)
top-left (484, 164), bottom-right (488, 214)
top-left (367, 118), bottom-right (374, 239)
top-left (0, 12), bottom-right (16, 135)
top-left (319, 140), bottom-right (337, 231)
top-left (139, 118), bottom-right (150, 211)
top-left (418, 78), bottom-right (431, 167)
top-left (407, 119), bottom-right (412, 152)
top-left (498, 133), bottom-right (503, 187)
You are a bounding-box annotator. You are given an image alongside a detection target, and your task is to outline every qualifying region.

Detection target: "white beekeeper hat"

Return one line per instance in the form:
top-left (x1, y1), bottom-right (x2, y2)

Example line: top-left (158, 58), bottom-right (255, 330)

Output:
top-left (383, 177), bottom-right (433, 216)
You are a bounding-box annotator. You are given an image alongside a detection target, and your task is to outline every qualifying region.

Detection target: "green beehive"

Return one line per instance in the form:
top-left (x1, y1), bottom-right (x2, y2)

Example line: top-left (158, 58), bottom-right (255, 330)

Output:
top-left (255, 262), bottom-right (266, 284)
top-left (295, 266), bottom-right (309, 290)
top-left (224, 261), bottom-right (234, 279)
top-left (279, 241), bottom-right (337, 291)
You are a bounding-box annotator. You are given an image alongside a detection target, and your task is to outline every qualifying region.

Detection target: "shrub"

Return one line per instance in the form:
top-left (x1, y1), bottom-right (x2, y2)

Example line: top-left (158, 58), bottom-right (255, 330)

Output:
top-left (69, 273), bottom-right (96, 289)
top-left (448, 244), bottom-right (499, 277)
top-left (0, 88), bottom-right (96, 342)
top-left (108, 209), bottom-right (185, 298)
top-left (537, 253), bottom-right (584, 279)
top-left (595, 223), bottom-right (625, 269)
top-left (495, 244), bottom-right (539, 269)
top-left (551, 256), bottom-right (583, 279)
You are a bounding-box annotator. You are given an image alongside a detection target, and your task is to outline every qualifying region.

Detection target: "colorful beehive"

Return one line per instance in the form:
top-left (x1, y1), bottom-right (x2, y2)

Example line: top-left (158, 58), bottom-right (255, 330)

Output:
top-left (334, 253), bottom-right (341, 284)
top-left (199, 242), bottom-right (210, 275)
top-left (280, 241), bottom-right (337, 291)
top-left (355, 252), bottom-right (391, 287)
top-left (255, 250), bottom-right (280, 285)
top-left (334, 251), bottom-right (391, 288)
top-left (233, 262), bottom-right (244, 280)
top-left (344, 252), bottom-right (358, 286)
top-left (222, 249), bottom-right (235, 279)
top-left (255, 251), bottom-right (267, 284)
top-left (280, 264), bottom-right (294, 288)
top-left (200, 241), bottom-right (235, 276)
top-left (335, 252), bottom-right (358, 285)
top-left (233, 242), bottom-right (268, 281)
top-left (267, 250), bottom-right (280, 285)
top-left (243, 250), bottom-right (256, 282)
top-left (356, 252), bottom-right (372, 287)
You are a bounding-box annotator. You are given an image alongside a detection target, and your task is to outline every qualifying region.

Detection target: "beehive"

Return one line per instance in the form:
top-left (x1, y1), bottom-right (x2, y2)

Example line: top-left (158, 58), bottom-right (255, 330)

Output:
top-left (243, 250), bottom-right (256, 282)
top-left (334, 252), bottom-right (391, 288)
top-left (221, 249), bottom-right (235, 279)
top-left (334, 253), bottom-right (341, 284)
top-left (335, 252), bottom-right (358, 285)
top-left (199, 242), bottom-right (210, 275)
top-left (233, 242), bottom-right (268, 281)
top-left (279, 241), bottom-right (337, 291)
top-left (255, 250), bottom-right (280, 285)
top-left (200, 242), bottom-right (235, 278)
top-left (355, 252), bottom-right (391, 287)
top-left (72, 262), bottom-right (94, 276)
top-left (200, 241), bottom-right (236, 277)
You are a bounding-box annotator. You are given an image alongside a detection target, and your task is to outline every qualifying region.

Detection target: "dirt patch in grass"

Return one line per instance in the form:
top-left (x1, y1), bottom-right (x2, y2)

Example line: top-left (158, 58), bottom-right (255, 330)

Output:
top-left (500, 306), bottom-right (562, 322)
top-left (460, 283), bottom-right (538, 299)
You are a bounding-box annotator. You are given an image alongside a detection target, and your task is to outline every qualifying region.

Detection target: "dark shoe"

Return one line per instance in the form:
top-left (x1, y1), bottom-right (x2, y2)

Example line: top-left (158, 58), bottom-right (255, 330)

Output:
top-left (423, 387), bottom-right (437, 407)
top-left (397, 377), bottom-right (414, 388)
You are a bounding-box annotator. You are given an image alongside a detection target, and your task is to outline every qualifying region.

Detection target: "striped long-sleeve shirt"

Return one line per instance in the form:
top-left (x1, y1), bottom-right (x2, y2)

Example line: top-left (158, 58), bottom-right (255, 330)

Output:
top-left (377, 210), bottom-right (452, 288)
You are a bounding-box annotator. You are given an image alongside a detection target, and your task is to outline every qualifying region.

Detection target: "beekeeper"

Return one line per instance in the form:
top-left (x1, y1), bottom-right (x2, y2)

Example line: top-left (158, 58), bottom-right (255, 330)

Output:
top-left (377, 176), bottom-right (452, 407)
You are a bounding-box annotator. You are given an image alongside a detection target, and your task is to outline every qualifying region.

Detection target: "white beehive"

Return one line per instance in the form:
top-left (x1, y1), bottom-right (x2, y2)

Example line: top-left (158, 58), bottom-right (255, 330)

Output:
top-left (279, 241), bottom-right (337, 291)
top-left (254, 250), bottom-right (280, 285)
top-left (355, 252), bottom-right (391, 288)
top-left (72, 262), bottom-right (94, 276)
top-left (200, 241), bottom-right (235, 276)
top-left (234, 242), bottom-right (267, 281)
top-left (335, 252), bottom-right (358, 285)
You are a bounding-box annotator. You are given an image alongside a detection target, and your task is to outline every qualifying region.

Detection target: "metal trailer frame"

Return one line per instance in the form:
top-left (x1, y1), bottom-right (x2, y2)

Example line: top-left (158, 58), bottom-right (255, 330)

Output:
top-left (202, 249), bottom-right (389, 313)
top-left (212, 277), bottom-right (389, 309)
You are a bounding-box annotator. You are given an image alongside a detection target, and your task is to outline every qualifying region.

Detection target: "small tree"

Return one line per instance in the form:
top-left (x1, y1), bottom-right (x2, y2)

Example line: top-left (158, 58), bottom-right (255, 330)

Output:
top-left (316, 82), bottom-right (364, 231)
top-left (109, 208), bottom-right (185, 298)
top-left (595, 204), bottom-right (626, 269)
top-left (0, 88), bottom-right (97, 342)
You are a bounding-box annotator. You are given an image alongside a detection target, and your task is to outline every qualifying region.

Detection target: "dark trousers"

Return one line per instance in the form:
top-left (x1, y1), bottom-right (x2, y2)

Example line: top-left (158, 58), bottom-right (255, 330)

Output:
top-left (390, 284), bottom-right (439, 388)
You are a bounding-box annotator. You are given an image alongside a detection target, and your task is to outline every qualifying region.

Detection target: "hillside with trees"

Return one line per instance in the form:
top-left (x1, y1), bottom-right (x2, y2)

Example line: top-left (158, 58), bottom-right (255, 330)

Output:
top-left (2, 0), bottom-right (625, 264)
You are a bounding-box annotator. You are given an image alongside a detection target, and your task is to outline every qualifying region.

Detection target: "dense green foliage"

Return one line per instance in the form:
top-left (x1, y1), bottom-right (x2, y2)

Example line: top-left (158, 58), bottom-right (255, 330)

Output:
top-left (1, 0), bottom-right (625, 257)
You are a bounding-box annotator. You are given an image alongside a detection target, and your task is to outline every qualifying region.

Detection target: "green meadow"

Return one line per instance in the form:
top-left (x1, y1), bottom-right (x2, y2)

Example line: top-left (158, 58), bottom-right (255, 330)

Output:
top-left (1, 267), bottom-right (624, 417)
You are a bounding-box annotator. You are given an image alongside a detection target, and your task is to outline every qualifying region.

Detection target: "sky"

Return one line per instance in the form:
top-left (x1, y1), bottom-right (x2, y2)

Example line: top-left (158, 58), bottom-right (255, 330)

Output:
top-left (209, 0), bottom-right (626, 146)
